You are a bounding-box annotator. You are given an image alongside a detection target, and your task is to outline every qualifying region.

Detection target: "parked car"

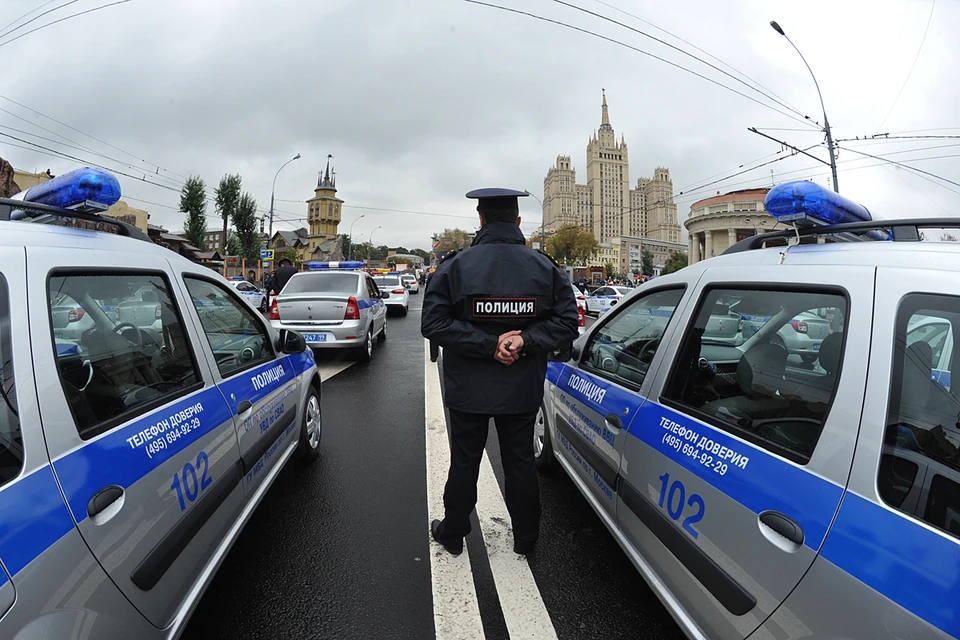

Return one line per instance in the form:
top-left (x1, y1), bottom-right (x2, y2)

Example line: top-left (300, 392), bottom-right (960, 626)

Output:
top-left (401, 273), bottom-right (420, 294)
top-left (231, 279), bottom-right (268, 313)
top-left (372, 274), bottom-right (410, 316)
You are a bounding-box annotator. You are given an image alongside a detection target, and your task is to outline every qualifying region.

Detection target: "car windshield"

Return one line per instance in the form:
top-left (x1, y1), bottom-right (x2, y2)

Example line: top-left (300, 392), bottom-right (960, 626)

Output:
top-left (282, 273), bottom-right (358, 294)
top-left (374, 277), bottom-right (402, 287)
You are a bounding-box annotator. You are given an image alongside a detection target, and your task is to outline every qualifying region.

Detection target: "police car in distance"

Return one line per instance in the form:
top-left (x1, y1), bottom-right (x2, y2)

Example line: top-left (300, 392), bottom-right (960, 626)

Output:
top-left (230, 278), bottom-right (269, 313)
top-left (372, 272), bottom-right (411, 316)
top-left (0, 168), bottom-right (323, 640)
top-left (536, 180), bottom-right (960, 640)
top-left (270, 261), bottom-right (388, 362)
top-left (586, 285), bottom-right (631, 316)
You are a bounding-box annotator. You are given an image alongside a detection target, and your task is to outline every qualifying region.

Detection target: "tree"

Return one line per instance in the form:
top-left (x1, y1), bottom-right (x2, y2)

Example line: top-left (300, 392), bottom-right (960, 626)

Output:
top-left (548, 225), bottom-right (598, 266)
top-left (386, 256), bottom-right (400, 268)
top-left (278, 249), bottom-right (299, 264)
top-left (338, 234), bottom-right (353, 260)
top-left (410, 248), bottom-right (431, 262)
top-left (225, 232), bottom-right (242, 256)
top-left (435, 228), bottom-right (471, 254)
top-left (640, 249), bottom-right (655, 276)
top-left (234, 192), bottom-right (260, 260)
top-left (661, 250), bottom-right (688, 275)
top-left (604, 263), bottom-right (616, 279)
top-left (180, 175), bottom-right (207, 251)
top-left (215, 174), bottom-right (242, 252)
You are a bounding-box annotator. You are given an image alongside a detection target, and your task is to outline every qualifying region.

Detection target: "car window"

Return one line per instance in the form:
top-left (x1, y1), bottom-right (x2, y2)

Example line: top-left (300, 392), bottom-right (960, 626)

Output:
top-left (580, 288), bottom-right (685, 389)
top-left (0, 276), bottom-right (23, 487)
top-left (374, 277), bottom-right (402, 288)
top-left (48, 272), bottom-right (201, 440)
top-left (880, 295), bottom-right (960, 540)
top-left (365, 277), bottom-right (380, 299)
top-left (663, 287), bottom-right (847, 465)
top-left (237, 282), bottom-right (253, 292)
top-left (184, 277), bottom-right (275, 378)
top-left (283, 273), bottom-right (359, 294)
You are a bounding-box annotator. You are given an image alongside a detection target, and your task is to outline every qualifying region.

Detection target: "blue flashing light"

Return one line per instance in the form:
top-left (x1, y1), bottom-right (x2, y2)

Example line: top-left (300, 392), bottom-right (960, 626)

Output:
top-left (765, 180), bottom-right (872, 226)
top-left (306, 260), bottom-right (366, 270)
top-left (20, 167), bottom-right (121, 212)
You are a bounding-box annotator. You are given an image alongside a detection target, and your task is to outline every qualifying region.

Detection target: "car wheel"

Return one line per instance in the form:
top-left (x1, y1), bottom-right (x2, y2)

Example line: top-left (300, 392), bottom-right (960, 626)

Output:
top-left (534, 402), bottom-right (558, 472)
top-left (259, 297), bottom-right (268, 313)
top-left (355, 330), bottom-right (373, 362)
top-left (378, 321), bottom-right (387, 343)
top-left (800, 353), bottom-right (818, 365)
top-left (295, 386), bottom-right (322, 463)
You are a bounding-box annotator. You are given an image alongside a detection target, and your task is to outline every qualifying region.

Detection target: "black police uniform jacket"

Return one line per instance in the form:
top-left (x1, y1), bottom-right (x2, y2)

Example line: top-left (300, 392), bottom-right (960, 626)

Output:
top-left (421, 221), bottom-right (579, 414)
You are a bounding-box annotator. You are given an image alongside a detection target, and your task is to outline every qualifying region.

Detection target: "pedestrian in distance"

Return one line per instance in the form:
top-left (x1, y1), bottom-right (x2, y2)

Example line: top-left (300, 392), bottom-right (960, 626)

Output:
top-left (422, 187), bottom-right (579, 556)
top-left (273, 258), bottom-right (298, 294)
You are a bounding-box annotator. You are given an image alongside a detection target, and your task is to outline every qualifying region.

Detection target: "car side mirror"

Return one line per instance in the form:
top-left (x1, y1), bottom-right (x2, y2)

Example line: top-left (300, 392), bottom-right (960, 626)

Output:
top-left (278, 329), bottom-right (306, 354)
top-left (548, 342), bottom-right (580, 362)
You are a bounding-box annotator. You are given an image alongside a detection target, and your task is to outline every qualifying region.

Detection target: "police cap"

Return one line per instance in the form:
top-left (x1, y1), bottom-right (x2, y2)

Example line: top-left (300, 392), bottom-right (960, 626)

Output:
top-left (466, 187), bottom-right (529, 216)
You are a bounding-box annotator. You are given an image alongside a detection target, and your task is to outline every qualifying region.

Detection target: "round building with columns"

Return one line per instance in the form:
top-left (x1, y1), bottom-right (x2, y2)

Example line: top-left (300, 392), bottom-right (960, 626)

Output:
top-left (684, 188), bottom-right (776, 264)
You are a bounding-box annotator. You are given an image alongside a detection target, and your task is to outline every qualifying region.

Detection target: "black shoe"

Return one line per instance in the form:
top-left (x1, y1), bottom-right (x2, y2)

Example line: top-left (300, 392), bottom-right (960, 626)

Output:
top-left (431, 519), bottom-right (463, 555)
top-left (514, 539), bottom-right (537, 555)
top-left (430, 357), bottom-right (438, 363)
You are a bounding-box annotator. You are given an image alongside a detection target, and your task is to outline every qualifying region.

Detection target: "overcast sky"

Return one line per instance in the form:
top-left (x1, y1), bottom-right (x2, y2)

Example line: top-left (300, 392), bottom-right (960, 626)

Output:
top-left (4, 0), bottom-right (958, 250)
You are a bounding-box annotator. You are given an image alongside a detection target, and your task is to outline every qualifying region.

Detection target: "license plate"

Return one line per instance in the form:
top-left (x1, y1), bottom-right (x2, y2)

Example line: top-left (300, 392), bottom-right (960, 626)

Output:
top-left (302, 333), bottom-right (328, 343)
top-left (813, 343), bottom-right (821, 351)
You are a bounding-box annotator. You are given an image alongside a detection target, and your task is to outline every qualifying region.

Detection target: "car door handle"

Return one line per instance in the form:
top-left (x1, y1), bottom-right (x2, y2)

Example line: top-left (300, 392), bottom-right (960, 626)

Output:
top-left (87, 485), bottom-right (125, 523)
top-left (604, 413), bottom-right (622, 432)
top-left (237, 400), bottom-right (253, 415)
top-left (759, 511), bottom-right (804, 550)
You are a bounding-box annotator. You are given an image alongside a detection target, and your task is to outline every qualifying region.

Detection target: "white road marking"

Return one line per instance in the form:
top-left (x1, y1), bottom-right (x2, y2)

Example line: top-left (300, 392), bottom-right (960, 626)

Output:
top-left (316, 361), bottom-right (355, 382)
top-left (476, 456), bottom-right (559, 640)
top-left (424, 341), bottom-right (485, 640)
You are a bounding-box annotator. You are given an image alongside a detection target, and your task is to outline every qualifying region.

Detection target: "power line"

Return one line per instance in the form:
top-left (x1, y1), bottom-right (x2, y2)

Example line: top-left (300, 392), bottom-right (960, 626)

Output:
top-left (0, 0), bottom-right (82, 41)
top-left (674, 150), bottom-right (787, 192)
top-left (836, 144), bottom-right (960, 190)
top-left (676, 145), bottom-right (822, 197)
top-left (0, 93), bottom-right (187, 180)
top-left (547, 0), bottom-right (814, 124)
top-left (0, 0), bottom-right (59, 33)
top-left (838, 134), bottom-right (960, 143)
top-left (874, 0), bottom-right (937, 133)
top-left (460, 0), bottom-right (819, 129)
top-left (0, 0), bottom-right (138, 49)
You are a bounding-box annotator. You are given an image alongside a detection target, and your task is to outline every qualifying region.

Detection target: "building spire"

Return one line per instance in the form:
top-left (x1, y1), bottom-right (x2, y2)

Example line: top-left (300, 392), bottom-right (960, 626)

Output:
top-left (317, 154), bottom-right (336, 190)
top-left (601, 88), bottom-right (610, 126)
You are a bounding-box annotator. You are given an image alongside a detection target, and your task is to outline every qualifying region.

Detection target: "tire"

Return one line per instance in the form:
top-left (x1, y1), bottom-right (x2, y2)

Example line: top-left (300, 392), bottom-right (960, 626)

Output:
top-left (354, 330), bottom-right (373, 362)
top-left (534, 402), bottom-right (558, 472)
top-left (800, 353), bottom-right (818, 365)
top-left (378, 321), bottom-right (387, 343)
top-left (399, 305), bottom-right (408, 317)
top-left (295, 386), bottom-right (322, 463)
top-left (259, 297), bottom-right (268, 313)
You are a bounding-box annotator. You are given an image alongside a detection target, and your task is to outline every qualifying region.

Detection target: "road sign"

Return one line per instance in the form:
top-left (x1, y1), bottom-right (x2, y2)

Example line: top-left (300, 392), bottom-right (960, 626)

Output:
top-left (260, 248), bottom-right (274, 261)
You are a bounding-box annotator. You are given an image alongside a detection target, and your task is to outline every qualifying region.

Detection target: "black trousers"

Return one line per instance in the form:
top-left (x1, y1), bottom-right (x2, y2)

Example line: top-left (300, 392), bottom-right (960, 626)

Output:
top-left (429, 339), bottom-right (440, 361)
top-left (440, 409), bottom-right (541, 544)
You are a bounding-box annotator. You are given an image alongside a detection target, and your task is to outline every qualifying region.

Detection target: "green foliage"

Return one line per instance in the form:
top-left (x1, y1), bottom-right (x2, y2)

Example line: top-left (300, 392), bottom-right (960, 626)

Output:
top-left (435, 228), bottom-right (471, 254)
top-left (225, 232), bottom-right (242, 256)
top-left (234, 192), bottom-right (260, 261)
top-left (548, 225), bottom-right (598, 265)
top-left (410, 248), bottom-right (431, 262)
top-left (279, 249), bottom-right (299, 264)
top-left (641, 249), bottom-right (655, 276)
top-left (214, 174), bottom-right (242, 251)
top-left (661, 250), bottom-right (688, 275)
top-left (604, 262), bottom-right (616, 279)
top-left (180, 175), bottom-right (207, 251)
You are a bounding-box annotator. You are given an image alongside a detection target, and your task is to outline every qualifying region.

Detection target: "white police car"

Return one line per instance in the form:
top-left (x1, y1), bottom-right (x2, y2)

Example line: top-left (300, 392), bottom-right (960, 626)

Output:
top-left (230, 278), bottom-right (268, 313)
top-left (0, 168), bottom-right (322, 640)
top-left (536, 180), bottom-right (960, 640)
top-left (585, 285), bottom-right (631, 316)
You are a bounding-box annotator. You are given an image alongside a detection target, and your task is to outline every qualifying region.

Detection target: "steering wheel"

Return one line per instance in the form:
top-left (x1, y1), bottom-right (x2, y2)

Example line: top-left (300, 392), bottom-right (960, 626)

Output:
top-left (634, 338), bottom-right (661, 364)
top-left (113, 322), bottom-right (143, 347)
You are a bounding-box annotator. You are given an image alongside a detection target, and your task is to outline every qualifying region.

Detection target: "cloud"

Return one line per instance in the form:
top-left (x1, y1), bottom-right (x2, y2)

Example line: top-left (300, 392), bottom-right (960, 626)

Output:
top-left (3, 0), bottom-right (958, 249)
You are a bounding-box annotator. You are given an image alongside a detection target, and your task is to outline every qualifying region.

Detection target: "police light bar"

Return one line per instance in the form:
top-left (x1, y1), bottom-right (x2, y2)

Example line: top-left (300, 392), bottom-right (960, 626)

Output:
top-left (15, 167), bottom-right (121, 213)
top-left (765, 180), bottom-right (888, 240)
top-left (306, 261), bottom-right (366, 270)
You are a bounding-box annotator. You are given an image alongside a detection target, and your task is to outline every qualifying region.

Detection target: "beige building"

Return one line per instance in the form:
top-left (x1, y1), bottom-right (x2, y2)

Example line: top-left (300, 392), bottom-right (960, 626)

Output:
top-left (685, 188), bottom-right (776, 264)
top-left (13, 168), bottom-right (149, 234)
top-left (613, 236), bottom-right (687, 276)
top-left (543, 92), bottom-right (681, 244)
top-left (302, 159), bottom-right (343, 259)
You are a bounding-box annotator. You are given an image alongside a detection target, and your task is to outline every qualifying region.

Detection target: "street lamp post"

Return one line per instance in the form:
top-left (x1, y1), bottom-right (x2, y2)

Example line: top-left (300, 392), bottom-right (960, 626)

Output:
top-left (770, 20), bottom-right (839, 192)
top-left (367, 225), bottom-right (382, 265)
top-left (268, 153), bottom-right (302, 239)
top-left (348, 215), bottom-right (365, 261)
top-left (524, 190), bottom-right (545, 252)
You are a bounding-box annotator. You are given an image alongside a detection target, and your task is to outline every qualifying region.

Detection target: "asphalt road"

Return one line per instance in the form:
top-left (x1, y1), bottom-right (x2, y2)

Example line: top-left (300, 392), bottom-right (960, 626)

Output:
top-left (182, 297), bottom-right (683, 640)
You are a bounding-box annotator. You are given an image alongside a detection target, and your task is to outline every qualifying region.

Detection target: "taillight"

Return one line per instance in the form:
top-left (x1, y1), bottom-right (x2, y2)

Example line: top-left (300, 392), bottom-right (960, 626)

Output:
top-left (392, 288), bottom-right (406, 294)
top-left (269, 297), bottom-right (280, 320)
top-left (155, 304), bottom-right (162, 319)
top-left (578, 306), bottom-right (586, 327)
top-left (67, 309), bottom-right (84, 323)
top-left (577, 295), bottom-right (585, 301)
top-left (790, 320), bottom-right (808, 333)
top-left (344, 296), bottom-right (361, 320)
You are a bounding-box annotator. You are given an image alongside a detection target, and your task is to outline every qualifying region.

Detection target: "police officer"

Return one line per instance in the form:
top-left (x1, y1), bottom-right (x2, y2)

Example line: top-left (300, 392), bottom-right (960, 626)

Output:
top-left (273, 258), bottom-right (298, 294)
top-left (422, 187), bottom-right (579, 556)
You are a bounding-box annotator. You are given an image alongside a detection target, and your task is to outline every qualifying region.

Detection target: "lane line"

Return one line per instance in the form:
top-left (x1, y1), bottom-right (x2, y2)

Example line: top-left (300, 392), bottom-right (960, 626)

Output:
top-left (476, 453), bottom-right (559, 640)
top-left (316, 360), bottom-right (355, 382)
top-left (424, 340), bottom-right (485, 640)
